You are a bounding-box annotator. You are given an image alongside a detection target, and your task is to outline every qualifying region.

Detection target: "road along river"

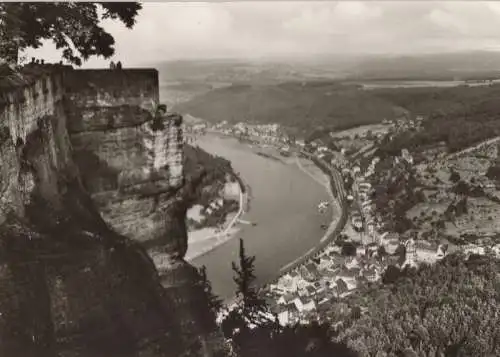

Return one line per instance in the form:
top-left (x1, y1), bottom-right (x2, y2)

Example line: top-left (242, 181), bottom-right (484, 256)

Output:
top-left (189, 134), bottom-right (338, 300)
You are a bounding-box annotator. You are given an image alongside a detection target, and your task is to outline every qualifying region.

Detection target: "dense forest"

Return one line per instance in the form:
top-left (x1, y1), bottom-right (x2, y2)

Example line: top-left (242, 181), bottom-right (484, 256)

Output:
top-left (335, 253), bottom-right (500, 357)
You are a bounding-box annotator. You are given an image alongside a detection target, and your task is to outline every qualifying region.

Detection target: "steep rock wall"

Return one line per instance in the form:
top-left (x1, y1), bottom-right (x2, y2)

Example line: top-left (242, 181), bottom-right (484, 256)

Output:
top-left (0, 65), bottom-right (223, 357)
top-left (65, 69), bottom-right (185, 251)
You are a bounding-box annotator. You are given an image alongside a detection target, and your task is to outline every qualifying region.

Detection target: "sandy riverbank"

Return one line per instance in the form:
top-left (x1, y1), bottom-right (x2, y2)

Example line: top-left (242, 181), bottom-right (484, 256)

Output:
top-left (184, 179), bottom-right (246, 262)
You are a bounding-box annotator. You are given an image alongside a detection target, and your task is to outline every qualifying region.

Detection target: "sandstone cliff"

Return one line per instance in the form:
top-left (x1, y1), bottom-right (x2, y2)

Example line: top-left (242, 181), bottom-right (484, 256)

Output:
top-left (0, 64), bottom-right (224, 357)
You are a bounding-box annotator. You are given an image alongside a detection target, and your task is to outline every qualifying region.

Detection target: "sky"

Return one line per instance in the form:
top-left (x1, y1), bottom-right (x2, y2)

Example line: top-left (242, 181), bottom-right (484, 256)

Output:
top-left (25, 1), bottom-right (500, 68)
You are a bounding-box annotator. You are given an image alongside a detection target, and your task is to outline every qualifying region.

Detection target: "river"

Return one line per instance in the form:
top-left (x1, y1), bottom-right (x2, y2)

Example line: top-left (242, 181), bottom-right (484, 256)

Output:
top-left (190, 134), bottom-right (333, 300)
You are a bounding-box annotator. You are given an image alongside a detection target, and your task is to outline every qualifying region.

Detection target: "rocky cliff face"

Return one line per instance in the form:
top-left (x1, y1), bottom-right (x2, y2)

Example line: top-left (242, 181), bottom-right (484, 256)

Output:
top-left (0, 64), bottom-right (224, 356)
top-left (64, 69), bottom-right (185, 251)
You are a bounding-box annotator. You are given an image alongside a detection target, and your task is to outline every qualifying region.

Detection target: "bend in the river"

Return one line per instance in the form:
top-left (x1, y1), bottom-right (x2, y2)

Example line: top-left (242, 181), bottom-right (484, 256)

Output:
top-left (190, 134), bottom-right (335, 300)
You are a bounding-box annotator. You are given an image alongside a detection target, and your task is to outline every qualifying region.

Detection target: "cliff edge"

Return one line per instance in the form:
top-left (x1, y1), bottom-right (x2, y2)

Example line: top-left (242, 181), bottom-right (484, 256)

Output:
top-left (0, 64), bottom-right (224, 357)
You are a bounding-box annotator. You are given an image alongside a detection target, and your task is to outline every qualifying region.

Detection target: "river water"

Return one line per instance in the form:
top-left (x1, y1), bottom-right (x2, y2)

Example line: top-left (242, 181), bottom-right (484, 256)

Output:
top-left (190, 134), bottom-right (332, 300)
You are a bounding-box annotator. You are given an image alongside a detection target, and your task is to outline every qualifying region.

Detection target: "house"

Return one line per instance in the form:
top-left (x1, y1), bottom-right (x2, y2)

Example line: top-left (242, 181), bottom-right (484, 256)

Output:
top-left (323, 268), bottom-right (340, 279)
top-left (303, 262), bottom-right (320, 280)
top-left (367, 223), bottom-right (376, 234)
top-left (292, 297), bottom-right (316, 313)
top-left (277, 309), bottom-right (291, 326)
top-left (279, 278), bottom-right (299, 293)
top-left (277, 303), bottom-right (300, 326)
top-left (382, 232), bottom-right (400, 242)
top-left (299, 265), bottom-right (311, 279)
top-left (338, 266), bottom-right (358, 278)
top-left (352, 218), bottom-right (363, 230)
top-left (349, 267), bottom-right (362, 277)
top-left (401, 149), bottom-right (414, 164)
top-left (318, 256), bottom-right (332, 270)
top-left (363, 267), bottom-right (378, 282)
top-left (302, 299), bottom-right (316, 312)
top-left (296, 140), bottom-right (305, 147)
top-left (277, 293), bottom-right (296, 305)
top-left (362, 200), bottom-right (372, 208)
top-left (356, 274), bottom-right (369, 285)
top-left (344, 257), bottom-right (359, 270)
top-left (305, 285), bottom-right (316, 296)
top-left (209, 201), bottom-right (219, 210)
top-left (295, 278), bottom-right (310, 292)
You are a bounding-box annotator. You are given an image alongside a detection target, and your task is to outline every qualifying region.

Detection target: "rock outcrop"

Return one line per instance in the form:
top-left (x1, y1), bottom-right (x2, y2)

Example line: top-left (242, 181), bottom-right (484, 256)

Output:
top-left (0, 64), bottom-right (224, 356)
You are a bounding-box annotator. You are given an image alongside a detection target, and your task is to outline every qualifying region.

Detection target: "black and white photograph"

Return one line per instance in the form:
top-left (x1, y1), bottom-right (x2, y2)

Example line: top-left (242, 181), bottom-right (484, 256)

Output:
top-left (1, 1), bottom-right (500, 356)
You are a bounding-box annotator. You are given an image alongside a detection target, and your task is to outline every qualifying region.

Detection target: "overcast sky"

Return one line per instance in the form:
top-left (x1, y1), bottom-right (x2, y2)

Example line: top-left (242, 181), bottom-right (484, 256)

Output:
top-left (26, 1), bottom-right (500, 67)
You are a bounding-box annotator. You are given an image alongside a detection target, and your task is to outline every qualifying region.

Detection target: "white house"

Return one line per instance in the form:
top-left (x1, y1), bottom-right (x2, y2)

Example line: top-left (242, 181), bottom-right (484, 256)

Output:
top-left (277, 310), bottom-right (291, 326)
top-left (401, 149), bottom-right (414, 164)
top-left (292, 297), bottom-right (316, 313)
top-left (318, 256), bottom-right (332, 270)
top-left (279, 276), bottom-right (299, 293)
top-left (344, 257), bottom-right (360, 270)
top-left (277, 303), bottom-right (300, 326)
top-left (359, 182), bottom-right (372, 190)
top-left (352, 218), bottom-right (363, 230)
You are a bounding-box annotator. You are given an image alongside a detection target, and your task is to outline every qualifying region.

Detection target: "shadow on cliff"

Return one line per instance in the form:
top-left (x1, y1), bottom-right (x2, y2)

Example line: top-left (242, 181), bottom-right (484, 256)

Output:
top-left (72, 148), bottom-right (121, 193)
top-left (0, 128), bottom-right (220, 357)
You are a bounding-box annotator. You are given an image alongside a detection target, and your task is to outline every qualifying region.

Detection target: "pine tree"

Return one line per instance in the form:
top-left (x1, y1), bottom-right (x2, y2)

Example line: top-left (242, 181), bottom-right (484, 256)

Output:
top-left (198, 265), bottom-right (223, 319)
top-left (231, 238), bottom-right (267, 324)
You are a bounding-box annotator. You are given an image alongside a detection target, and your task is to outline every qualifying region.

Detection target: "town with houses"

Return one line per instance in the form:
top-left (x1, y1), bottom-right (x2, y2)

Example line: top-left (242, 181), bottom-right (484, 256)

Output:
top-left (185, 115), bottom-right (500, 327)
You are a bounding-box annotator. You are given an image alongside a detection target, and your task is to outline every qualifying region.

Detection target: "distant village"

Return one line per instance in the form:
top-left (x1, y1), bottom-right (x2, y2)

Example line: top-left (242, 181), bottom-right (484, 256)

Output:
top-left (185, 116), bottom-right (500, 327)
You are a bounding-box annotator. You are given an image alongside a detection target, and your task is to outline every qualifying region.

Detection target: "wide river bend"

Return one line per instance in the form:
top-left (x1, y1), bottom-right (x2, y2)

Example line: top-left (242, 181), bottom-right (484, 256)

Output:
top-left (190, 134), bottom-right (333, 300)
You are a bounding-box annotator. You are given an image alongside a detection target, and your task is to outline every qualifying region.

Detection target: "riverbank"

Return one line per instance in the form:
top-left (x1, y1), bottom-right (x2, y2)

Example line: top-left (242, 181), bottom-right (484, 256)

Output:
top-left (185, 173), bottom-right (248, 261)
